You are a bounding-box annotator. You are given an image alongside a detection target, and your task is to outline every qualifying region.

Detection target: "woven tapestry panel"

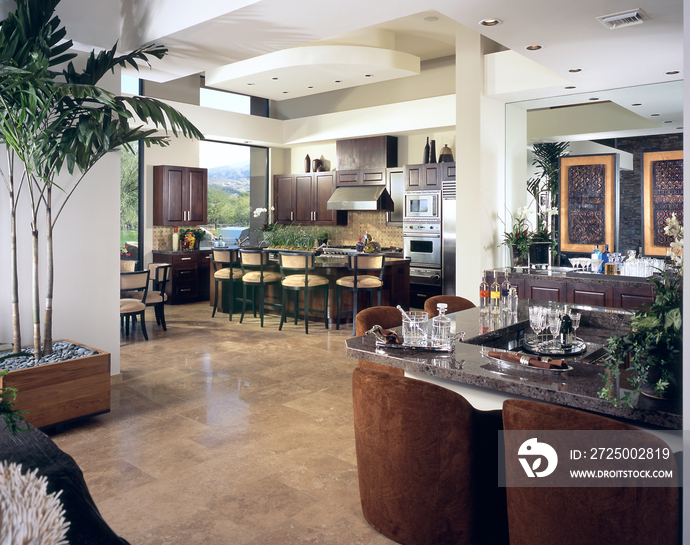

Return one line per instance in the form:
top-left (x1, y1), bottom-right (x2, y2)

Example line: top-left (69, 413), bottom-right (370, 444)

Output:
top-left (567, 164), bottom-right (606, 245)
top-left (652, 159), bottom-right (683, 247)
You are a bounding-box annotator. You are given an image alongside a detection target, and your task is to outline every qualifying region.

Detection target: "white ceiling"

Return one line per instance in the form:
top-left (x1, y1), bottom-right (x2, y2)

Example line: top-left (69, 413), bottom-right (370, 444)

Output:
top-left (33, 0), bottom-right (684, 137)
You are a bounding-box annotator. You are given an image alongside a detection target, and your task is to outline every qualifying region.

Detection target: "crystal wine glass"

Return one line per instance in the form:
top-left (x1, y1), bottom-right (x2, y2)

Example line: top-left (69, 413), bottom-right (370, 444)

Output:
top-left (548, 309), bottom-right (561, 348)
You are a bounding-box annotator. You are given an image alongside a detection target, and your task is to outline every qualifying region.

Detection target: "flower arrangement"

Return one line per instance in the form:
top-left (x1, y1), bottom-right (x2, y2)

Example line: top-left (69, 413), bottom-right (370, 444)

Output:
top-left (664, 212), bottom-right (683, 272)
top-left (503, 206), bottom-right (557, 261)
top-left (120, 246), bottom-right (131, 258)
top-left (253, 206), bottom-right (276, 232)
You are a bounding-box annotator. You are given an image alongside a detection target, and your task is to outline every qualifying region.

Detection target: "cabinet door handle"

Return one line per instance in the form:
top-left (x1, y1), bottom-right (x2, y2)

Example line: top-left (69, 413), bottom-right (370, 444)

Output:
top-left (181, 257), bottom-right (192, 261)
top-left (291, 211), bottom-right (294, 221)
top-left (181, 288), bottom-right (192, 292)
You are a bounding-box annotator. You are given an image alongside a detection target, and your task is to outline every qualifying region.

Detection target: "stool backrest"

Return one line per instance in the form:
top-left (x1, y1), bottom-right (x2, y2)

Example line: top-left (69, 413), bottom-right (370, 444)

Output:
top-left (240, 249), bottom-right (269, 267)
top-left (213, 249), bottom-right (238, 264)
top-left (279, 252), bottom-right (315, 270)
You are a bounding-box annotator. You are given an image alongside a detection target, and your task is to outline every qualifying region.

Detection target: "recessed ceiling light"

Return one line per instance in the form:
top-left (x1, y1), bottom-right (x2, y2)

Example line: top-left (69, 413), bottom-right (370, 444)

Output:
top-left (272, 77), bottom-right (278, 80)
top-left (480, 19), bottom-right (501, 26)
top-left (565, 86), bottom-right (576, 89)
top-left (663, 120), bottom-right (673, 123)
top-left (569, 68), bottom-right (582, 73)
top-left (651, 113), bottom-right (661, 117)
top-left (676, 127), bottom-right (683, 130)
top-left (424, 16), bottom-right (439, 22)
top-left (365, 74), bottom-right (373, 77)
top-left (589, 97), bottom-right (599, 101)
top-left (335, 80), bottom-right (342, 83)
top-left (666, 70), bottom-right (680, 75)
top-left (525, 45), bottom-right (542, 51)
top-left (282, 91), bottom-right (289, 94)
top-left (307, 86), bottom-right (313, 89)
top-left (632, 103), bottom-right (642, 106)
top-left (247, 83), bottom-right (255, 86)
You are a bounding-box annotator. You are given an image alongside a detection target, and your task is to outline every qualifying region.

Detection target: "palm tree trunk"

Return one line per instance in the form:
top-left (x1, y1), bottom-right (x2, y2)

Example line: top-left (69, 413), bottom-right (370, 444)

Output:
top-left (43, 185), bottom-right (53, 355)
top-left (31, 214), bottom-right (42, 359)
top-left (7, 153), bottom-right (21, 353)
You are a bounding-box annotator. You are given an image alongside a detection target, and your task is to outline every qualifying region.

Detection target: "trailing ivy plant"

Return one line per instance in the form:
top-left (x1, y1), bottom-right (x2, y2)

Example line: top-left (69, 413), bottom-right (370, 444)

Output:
top-left (598, 270), bottom-right (682, 408)
top-left (0, 370), bottom-right (28, 435)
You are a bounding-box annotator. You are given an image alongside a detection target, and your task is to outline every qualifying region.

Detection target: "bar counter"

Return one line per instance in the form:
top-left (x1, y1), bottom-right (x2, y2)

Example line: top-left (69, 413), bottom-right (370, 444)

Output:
top-left (345, 304), bottom-right (682, 431)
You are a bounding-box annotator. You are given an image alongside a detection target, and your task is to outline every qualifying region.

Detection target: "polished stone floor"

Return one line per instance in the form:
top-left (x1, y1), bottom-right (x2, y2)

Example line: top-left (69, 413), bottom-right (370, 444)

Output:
top-left (49, 302), bottom-right (397, 545)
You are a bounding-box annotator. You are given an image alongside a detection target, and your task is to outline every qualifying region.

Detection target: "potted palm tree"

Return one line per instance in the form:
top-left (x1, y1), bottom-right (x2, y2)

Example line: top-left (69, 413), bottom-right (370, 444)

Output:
top-left (0, 0), bottom-right (203, 427)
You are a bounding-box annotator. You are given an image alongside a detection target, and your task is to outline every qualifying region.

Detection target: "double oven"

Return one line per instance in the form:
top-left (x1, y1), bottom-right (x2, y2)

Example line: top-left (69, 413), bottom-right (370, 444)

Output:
top-left (403, 191), bottom-right (442, 308)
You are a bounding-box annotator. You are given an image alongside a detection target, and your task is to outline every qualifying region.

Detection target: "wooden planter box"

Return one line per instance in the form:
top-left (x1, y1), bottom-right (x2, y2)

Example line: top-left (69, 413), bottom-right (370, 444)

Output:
top-left (0, 341), bottom-right (110, 429)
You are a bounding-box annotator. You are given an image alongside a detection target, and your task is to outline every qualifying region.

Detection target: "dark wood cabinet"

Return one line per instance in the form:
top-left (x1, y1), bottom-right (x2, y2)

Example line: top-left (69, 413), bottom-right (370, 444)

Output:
top-left (336, 135), bottom-right (397, 170)
top-left (404, 163), bottom-right (442, 190)
top-left (442, 162), bottom-right (456, 181)
top-left (524, 279), bottom-right (567, 303)
top-left (614, 285), bottom-right (654, 310)
top-left (273, 172), bottom-right (346, 226)
top-left (153, 251), bottom-right (212, 304)
top-left (335, 168), bottom-right (386, 187)
top-left (567, 282), bottom-right (613, 307)
top-left (153, 165), bottom-right (208, 226)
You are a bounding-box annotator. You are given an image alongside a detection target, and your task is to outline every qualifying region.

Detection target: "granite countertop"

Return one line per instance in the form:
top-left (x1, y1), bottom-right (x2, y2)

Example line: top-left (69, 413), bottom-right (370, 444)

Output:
top-left (491, 267), bottom-right (653, 288)
top-left (153, 246), bottom-right (238, 255)
top-left (346, 304), bottom-right (681, 430)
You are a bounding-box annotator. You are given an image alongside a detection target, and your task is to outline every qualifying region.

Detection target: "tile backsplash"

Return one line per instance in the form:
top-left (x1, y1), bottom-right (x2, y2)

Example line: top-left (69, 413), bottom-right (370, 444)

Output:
top-left (328, 211), bottom-right (402, 248)
top-left (153, 226), bottom-right (173, 250)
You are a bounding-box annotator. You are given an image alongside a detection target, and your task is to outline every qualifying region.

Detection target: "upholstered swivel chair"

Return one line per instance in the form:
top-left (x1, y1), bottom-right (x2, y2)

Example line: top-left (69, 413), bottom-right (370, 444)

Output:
top-left (424, 295), bottom-right (475, 317)
top-left (336, 254), bottom-right (386, 335)
top-left (502, 399), bottom-right (679, 545)
top-left (239, 248), bottom-right (282, 327)
top-left (353, 367), bottom-right (509, 545)
top-left (120, 270), bottom-right (149, 340)
top-left (211, 249), bottom-right (243, 320)
top-left (354, 306), bottom-right (405, 376)
top-left (278, 251), bottom-right (329, 334)
top-left (129, 263), bottom-right (171, 331)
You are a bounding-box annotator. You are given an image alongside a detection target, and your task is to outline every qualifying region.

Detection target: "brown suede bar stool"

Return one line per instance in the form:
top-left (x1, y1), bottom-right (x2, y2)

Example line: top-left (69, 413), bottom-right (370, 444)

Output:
top-left (211, 249), bottom-right (242, 320)
top-left (239, 248), bottom-right (282, 327)
top-left (353, 367), bottom-right (509, 545)
top-left (336, 254), bottom-right (385, 335)
top-left (354, 306), bottom-right (405, 376)
top-left (424, 295), bottom-right (475, 317)
top-left (502, 399), bottom-right (679, 545)
top-left (278, 251), bottom-right (329, 334)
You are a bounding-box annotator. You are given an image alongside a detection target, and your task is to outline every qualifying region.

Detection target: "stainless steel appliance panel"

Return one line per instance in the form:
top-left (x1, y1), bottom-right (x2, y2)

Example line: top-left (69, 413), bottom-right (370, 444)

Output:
top-left (403, 222), bottom-right (441, 268)
top-left (442, 180), bottom-right (456, 296)
top-left (404, 191), bottom-right (441, 221)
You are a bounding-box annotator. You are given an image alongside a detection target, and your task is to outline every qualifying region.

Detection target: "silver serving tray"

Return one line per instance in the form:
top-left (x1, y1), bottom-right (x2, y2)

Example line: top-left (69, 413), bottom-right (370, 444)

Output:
top-left (522, 337), bottom-right (587, 357)
top-left (366, 325), bottom-right (464, 353)
top-left (481, 347), bottom-right (573, 375)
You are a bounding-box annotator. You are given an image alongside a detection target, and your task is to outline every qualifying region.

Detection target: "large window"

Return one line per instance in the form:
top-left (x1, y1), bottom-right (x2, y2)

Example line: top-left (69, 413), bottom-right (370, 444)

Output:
top-left (120, 144), bottom-right (139, 264)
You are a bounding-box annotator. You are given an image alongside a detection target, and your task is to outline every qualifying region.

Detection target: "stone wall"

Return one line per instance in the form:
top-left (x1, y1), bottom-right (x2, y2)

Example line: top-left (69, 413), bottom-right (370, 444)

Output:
top-left (614, 133), bottom-right (683, 253)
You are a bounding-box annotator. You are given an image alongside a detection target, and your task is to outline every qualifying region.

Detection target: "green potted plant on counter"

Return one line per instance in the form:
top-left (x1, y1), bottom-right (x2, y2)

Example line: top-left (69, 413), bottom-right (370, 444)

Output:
top-left (598, 215), bottom-right (683, 410)
top-left (503, 206), bottom-right (532, 268)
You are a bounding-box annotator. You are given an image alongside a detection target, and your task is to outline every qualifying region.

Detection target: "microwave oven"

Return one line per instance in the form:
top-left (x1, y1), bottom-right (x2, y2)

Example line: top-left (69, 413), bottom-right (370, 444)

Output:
top-left (404, 191), bottom-right (440, 221)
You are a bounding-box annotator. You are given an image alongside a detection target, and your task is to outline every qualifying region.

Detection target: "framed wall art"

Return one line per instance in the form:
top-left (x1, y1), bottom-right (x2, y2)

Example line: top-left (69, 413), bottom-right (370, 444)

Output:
top-left (642, 150), bottom-right (683, 257)
top-left (559, 154), bottom-right (618, 254)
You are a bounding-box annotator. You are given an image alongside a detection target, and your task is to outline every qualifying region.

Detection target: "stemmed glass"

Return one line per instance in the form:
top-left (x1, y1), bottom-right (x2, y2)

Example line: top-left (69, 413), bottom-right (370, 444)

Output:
top-left (548, 309), bottom-right (562, 347)
top-left (571, 312), bottom-right (581, 341)
top-left (529, 306), bottom-right (547, 347)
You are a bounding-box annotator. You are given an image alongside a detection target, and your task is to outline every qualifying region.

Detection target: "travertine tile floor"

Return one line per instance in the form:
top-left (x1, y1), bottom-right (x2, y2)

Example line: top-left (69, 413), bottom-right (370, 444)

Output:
top-left (48, 302), bottom-right (397, 545)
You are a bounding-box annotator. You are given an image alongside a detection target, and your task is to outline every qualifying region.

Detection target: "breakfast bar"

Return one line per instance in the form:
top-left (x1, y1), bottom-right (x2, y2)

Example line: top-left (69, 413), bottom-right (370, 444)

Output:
top-left (346, 303), bottom-right (682, 431)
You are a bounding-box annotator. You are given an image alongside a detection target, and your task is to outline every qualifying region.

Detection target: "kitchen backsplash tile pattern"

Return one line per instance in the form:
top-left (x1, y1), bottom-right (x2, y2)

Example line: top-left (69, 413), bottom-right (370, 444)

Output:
top-left (328, 211), bottom-right (403, 248)
top-left (153, 226), bottom-right (173, 250)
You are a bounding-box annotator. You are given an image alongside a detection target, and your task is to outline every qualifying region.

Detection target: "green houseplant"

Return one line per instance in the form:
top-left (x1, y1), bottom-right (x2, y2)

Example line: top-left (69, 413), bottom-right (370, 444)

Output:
top-left (599, 215), bottom-right (683, 409)
top-left (0, 0), bottom-right (203, 358)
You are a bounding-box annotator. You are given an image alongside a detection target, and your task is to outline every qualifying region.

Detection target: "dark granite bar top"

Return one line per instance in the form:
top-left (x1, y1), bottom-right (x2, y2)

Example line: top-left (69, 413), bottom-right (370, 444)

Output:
top-left (152, 247), bottom-right (222, 255)
top-left (490, 267), bottom-right (653, 288)
top-left (346, 303), bottom-right (681, 430)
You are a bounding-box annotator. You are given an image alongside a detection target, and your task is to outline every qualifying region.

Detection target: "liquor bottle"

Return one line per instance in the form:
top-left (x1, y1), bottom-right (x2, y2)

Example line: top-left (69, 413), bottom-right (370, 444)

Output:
top-left (356, 238), bottom-right (363, 252)
top-left (490, 277), bottom-right (501, 315)
top-left (500, 278), bottom-right (511, 315)
top-left (172, 226), bottom-right (179, 251)
top-left (560, 311), bottom-right (573, 349)
top-left (509, 287), bottom-right (519, 316)
top-left (591, 244), bottom-right (603, 273)
top-left (479, 272), bottom-right (489, 314)
top-left (431, 303), bottom-right (451, 349)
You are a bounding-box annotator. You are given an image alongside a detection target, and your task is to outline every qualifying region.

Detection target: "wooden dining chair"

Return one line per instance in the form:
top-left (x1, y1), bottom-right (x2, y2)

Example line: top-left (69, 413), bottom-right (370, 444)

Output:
top-left (336, 254), bottom-right (386, 335)
top-left (278, 251), bottom-right (329, 334)
top-left (120, 270), bottom-right (149, 340)
top-left (128, 263), bottom-right (171, 331)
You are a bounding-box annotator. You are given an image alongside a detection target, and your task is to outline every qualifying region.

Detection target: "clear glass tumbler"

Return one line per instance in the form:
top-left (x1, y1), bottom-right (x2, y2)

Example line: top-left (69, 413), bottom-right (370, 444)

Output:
top-left (402, 311), bottom-right (429, 347)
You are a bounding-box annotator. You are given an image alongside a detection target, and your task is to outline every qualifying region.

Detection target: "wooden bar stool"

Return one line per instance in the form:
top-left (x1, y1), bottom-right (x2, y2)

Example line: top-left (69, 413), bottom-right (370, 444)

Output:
top-left (211, 249), bottom-right (242, 320)
top-left (278, 251), bottom-right (329, 334)
top-left (239, 248), bottom-right (282, 327)
top-left (336, 254), bottom-right (385, 335)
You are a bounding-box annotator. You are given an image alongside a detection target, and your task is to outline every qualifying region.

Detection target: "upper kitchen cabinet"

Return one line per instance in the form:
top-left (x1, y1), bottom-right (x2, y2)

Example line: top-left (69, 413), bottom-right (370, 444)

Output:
top-left (404, 163), bottom-right (441, 190)
top-left (273, 172), bottom-right (346, 226)
top-left (442, 162), bottom-right (456, 181)
top-left (153, 165), bottom-right (208, 226)
top-left (335, 168), bottom-right (387, 187)
top-left (336, 136), bottom-right (397, 170)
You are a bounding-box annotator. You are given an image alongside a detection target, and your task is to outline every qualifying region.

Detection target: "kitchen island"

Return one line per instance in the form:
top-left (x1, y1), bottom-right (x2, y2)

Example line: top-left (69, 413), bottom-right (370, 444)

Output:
top-left (346, 303), bottom-right (681, 431)
top-left (211, 250), bottom-right (411, 326)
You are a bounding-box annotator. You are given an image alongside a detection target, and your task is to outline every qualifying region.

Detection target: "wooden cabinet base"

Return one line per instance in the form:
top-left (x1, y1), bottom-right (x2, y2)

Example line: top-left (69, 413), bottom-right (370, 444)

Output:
top-left (0, 341), bottom-right (110, 429)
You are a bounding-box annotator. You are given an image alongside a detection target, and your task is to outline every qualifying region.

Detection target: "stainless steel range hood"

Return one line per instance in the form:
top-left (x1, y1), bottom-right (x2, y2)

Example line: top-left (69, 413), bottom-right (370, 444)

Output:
top-left (327, 185), bottom-right (394, 211)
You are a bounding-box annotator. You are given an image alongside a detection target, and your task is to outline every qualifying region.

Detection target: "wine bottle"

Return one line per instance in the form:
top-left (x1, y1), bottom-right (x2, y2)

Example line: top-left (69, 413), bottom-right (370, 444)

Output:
top-left (500, 278), bottom-right (511, 315)
top-left (560, 312), bottom-right (573, 349)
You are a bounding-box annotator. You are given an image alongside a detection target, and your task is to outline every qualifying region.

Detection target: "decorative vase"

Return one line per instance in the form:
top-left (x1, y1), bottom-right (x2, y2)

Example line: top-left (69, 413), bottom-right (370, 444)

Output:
top-left (423, 137), bottom-right (430, 164)
top-left (637, 391), bottom-right (682, 414)
top-left (429, 140), bottom-right (436, 163)
top-left (439, 144), bottom-right (454, 163)
top-left (312, 158), bottom-right (321, 172)
top-left (529, 242), bottom-right (551, 268)
top-left (510, 244), bottom-right (529, 269)
top-left (305, 154), bottom-right (311, 173)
